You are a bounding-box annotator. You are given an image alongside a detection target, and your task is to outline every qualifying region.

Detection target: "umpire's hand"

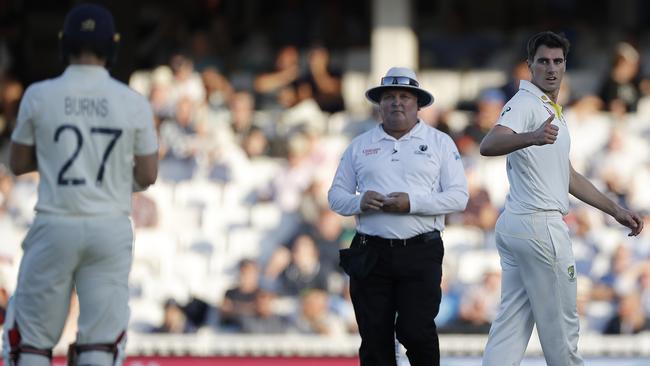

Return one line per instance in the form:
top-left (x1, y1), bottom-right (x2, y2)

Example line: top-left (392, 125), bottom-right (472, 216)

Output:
top-left (361, 190), bottom-right (386, 212)
top-left (382, 192), bottom-right (410, 213)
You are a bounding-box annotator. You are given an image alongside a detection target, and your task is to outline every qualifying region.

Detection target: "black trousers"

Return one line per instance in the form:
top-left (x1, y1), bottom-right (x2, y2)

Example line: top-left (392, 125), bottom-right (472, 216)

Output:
top-left (348, 232), bottom-right (444, 366)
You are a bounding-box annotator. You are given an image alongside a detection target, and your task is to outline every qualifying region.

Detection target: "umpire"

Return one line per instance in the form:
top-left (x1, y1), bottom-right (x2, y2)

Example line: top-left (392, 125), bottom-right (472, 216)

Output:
top-left (328, 67), bottom-right (468, 366)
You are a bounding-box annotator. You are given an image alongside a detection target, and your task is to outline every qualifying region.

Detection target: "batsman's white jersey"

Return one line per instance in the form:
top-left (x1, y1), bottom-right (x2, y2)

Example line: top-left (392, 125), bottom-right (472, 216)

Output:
top-left (482, 80), bottom-right (584, 366)
top-left (3, 64), bottom-right (157, 366)
top-left (11, 65), bottom-right (158, 215)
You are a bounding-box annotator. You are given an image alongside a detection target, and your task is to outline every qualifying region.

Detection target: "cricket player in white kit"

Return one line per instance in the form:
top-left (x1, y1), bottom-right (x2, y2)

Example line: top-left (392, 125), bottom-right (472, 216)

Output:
top-left (480, 31), bottom-right (643, 366)
top-left (2, 4), bottom-right (158, 366)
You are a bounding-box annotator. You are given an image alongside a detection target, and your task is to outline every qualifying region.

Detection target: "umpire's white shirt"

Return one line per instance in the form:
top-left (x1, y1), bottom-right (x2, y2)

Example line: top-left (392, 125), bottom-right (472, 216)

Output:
top-left (328, 121), bottom-right (468, 239)
top-left (12, 65), bottom-right (158, 216)
top-left (498, 80), bottom-right (571, 215)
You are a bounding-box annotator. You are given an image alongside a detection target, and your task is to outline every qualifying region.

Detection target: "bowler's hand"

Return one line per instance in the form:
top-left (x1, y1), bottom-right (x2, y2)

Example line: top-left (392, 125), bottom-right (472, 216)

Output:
top-left (361, 190), bottom-right (386, 212)
top-left (613, 207), bottom-right (644, 236)
top-left (382, 192), bottom-right (410, 213)
top-left (531, 114), bottom-right (558, 146)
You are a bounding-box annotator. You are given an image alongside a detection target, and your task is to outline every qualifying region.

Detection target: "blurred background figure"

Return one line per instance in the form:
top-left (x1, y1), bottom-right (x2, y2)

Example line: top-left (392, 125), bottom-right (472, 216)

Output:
top-left (240, 288), bottom-right (290, 334)
top-left (292, 288), bottom-right (345, 336)
top-left (152, 299), bottom-right (197, 334)
top-left (455, 269), bottom-right (501, 333)
top-left (499, 60), bottom-right (532, 100)
top-left (599, 42), bottom-right (642, 116)
top-left (305, 44), bottom-right (344, 114)
top-left (254, 45), bottom-right (301, 110)
top-left (603, 291), bottom-right (650, 334)
top-left (220, 259), bottom-right (261, 331)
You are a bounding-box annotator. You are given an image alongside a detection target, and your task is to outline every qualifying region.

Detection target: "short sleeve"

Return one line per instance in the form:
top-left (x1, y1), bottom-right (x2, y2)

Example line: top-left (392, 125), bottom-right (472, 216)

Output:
top-left (11, 86), bottom-right (38, 146)
top-left (496, 99), bottom-right (532, 134)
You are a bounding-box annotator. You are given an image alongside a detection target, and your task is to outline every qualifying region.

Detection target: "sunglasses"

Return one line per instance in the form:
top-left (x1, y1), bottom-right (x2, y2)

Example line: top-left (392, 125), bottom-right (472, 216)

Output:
top-left (380, 76), bottom-right (419, 87)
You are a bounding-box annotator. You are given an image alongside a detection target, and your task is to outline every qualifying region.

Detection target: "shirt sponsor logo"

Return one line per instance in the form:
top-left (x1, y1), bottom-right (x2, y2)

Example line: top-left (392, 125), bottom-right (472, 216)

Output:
top-left (362, 148), bottom-right (381, 156)
top-left (501, 106), bottom-right (511, 117)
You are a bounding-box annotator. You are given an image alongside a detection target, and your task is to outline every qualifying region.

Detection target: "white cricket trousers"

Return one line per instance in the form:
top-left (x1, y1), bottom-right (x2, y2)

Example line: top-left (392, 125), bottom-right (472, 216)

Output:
top-left (482, 210), bottom-right (584, 366)
top-left (6, 213), bottom-right (132, 366)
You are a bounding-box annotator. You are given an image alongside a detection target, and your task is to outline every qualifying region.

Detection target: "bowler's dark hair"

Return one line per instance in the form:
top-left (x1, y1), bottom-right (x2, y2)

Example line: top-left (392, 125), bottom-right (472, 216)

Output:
top-left (526, 31), bottom-right (570, 62)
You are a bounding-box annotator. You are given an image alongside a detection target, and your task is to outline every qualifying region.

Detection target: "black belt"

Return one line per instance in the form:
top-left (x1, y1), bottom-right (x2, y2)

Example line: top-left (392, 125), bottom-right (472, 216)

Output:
top-left (357, 230), bottom-right (441, 247)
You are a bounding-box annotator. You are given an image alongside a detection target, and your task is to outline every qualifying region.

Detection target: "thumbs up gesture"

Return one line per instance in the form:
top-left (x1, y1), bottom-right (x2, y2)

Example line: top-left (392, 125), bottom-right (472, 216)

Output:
top-left (531, 114), bottom-right (559, 146)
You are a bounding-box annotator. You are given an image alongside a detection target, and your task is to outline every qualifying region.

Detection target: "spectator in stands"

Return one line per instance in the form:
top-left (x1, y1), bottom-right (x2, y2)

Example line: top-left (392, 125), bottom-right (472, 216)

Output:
top-left (276, 233), bottom-right (330, 296)
top-left (266, 208), bottom-right (344, 281)
top-left (240, 288), bottom-right (290, 334)
top-left (257, 131), bottom-right (317, 241)
top-left (603, 291), bottom-right (650, 334)
top-left (576, 276), bottom-right (597, 333)
top-left (293, 288), bottom-right (346, 336)
top-left (168, 52), bottom-right (206, 107)
top-left (461, 88), bottom-right (507, 148)
top-left (254, 45), bottom-right (301, 110)
top-left (152, 299), bottom-right (197, 334)
top-left (417, 104), bottom-right (445, 131)
top-left (639, 262), bottom-right (650, 316)
top-left (499, 60), bottom-right (531, 100)
top-left (304, 44), bottom-right (345, 114)
top-left (565, 206), bottom-right (599, 275)
top-left (189, 30), bottom-right (223, 73)
top-left (277, 80), bottom-right (328, 136)
top-left (595, 128), bottom-right (648, 208)
top-left (220, 259), bottom-right (261, 331)
top-left (148, 65), bottom-right (175, 120)
top-left (228, 90), bottom-right (257, 142)
top-left (0, 268), bottom-right (10, 325)
top-left (565, 94), bottom-right (609, 173)
top-left (131, 192), bottom-right (159, 229)
top-left (0, 78), bottom-right (23, 161)
top-left (599, 42), bottom-right (643, 115)
top-left (201, 67), bottom-right (233, 110)
top-left (462, 162), bottom-right (499, 231)
top-left (456, 268), bottom-right (501, 333)
top-left (241, 126), bottom-right (270, 159)
top-left (158, 96), bottom-right (200, 182)
top-left (330, 281), bottom-right (358, 334)
top-left (0, 169), bottom-right (23, 283)
top-left (3, 170), bottom-right (38, 228)
top-left (592, 243), bottom-right (635, 302)
top-left (436, 273), bottom-right (461, 333)
top-left (305, 208), bottom-right (346, 271)
top-left (0, 164), bottom-right (12, 211)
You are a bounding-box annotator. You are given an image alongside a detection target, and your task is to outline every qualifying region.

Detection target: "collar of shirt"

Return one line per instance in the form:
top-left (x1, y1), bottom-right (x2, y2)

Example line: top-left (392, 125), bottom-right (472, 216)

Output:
top-left (64, 65), bottom-right (110, 80)
top-left (519, 80), bottom-right (564, 119)
top-left (371, 119), bottom-right (427, 143)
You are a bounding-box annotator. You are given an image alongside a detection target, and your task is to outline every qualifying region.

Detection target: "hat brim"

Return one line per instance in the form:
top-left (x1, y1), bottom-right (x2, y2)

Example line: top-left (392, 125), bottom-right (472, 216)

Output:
top-left (365, 85), bottom-right (434, 108)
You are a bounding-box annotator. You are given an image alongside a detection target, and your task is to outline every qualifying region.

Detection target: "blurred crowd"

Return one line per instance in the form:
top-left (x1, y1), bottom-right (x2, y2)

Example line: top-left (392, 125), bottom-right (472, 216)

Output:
top-left (2, 26), bottom-right (650, 344)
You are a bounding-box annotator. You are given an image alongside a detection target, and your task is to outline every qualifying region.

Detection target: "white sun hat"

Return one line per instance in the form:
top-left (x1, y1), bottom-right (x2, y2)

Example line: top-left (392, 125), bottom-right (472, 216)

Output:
top-left (365, 66), bottom-right (434, 107)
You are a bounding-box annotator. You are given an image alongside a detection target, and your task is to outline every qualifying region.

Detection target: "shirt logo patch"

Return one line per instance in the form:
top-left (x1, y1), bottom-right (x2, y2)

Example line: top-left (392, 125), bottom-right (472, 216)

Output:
top-left (568, 265), bottom-right (576, 282)
top-left (81, 19), bottom-right (96, 32)
top-left (362, 148), bottom-right (381, 156)
top-left (500, 106), bottom-right (511, 117)
top-left (419, 144), bottom-right (428, 152)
